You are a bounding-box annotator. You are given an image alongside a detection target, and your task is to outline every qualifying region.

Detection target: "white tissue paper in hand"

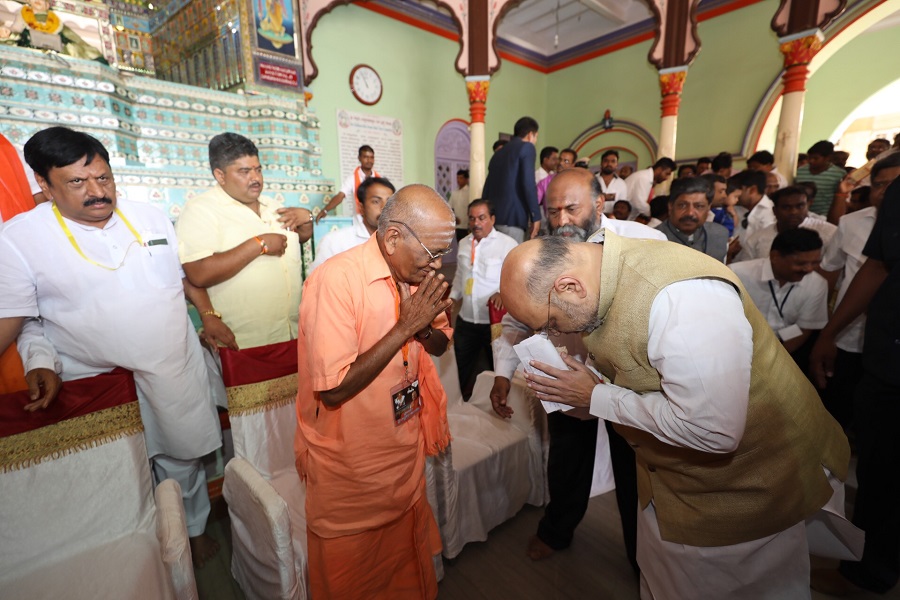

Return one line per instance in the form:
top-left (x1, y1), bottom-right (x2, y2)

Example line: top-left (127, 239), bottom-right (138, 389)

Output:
top-left (513, 333), bottom-right (572, 414)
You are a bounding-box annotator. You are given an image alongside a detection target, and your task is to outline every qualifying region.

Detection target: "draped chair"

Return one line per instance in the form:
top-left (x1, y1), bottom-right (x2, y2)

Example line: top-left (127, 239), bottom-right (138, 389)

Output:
top-left (218, 341), bottom-right (308, 600)
top-left (427, 352), bottom-right (547, 560)
top-left (0, 368), bottom-right (197, 600)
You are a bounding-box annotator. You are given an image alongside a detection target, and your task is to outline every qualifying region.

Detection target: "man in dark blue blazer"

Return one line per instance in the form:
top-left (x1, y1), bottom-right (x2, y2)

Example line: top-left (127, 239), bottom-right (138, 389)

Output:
top-left (482, 117), bottom-right (541, 242)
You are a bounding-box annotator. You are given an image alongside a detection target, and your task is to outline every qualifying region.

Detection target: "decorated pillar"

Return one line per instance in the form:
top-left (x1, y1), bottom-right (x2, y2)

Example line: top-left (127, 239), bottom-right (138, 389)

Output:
top-left (466, 76), bottom-right (490, 200)
top-left (645, 0), bottom-right (701, 163)
top-left (299, 0), bottom-right (523, 202)
top-left (770, 0), bottom-right (845, 180)
top-left (773, 31), bottom-right (822, 180)
top-left (658, 67), bottom-right (687, 161)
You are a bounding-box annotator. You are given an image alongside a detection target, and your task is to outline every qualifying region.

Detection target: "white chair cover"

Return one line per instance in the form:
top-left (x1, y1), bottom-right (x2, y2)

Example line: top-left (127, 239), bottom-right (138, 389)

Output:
top-left (223, 458), bottom-right (302, 600)
top-left (427, 353), bottom-right (547, 559)
top-left (155, 479), bottom-right (200, 600)
top-left (226, 398), bottom-right (308, 599)
top-left (0, 403), bottom-right (181, 600)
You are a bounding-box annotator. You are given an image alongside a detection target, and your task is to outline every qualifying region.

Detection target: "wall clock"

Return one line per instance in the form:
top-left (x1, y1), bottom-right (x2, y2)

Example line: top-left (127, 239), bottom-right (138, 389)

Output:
top-left (349, 64), bottom-right (382, 106)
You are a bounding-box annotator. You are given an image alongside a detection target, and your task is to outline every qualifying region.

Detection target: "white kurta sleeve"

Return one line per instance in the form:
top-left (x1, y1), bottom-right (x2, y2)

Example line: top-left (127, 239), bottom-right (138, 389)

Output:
top-left (589, 278), bottom-right (753, 453)
top-left (17, 317), bottom-right (61, 374)
top-left (491, 312), bottom-right (532, 380)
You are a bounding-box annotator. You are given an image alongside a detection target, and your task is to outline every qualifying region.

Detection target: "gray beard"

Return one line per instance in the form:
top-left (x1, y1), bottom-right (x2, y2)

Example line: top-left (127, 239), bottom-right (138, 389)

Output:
top-left (550, 216), bottom-right (598, 242)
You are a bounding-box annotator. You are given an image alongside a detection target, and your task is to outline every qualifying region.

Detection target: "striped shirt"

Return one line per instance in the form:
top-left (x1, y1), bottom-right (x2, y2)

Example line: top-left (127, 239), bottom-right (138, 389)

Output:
top-left (795, 163), bottom-right (845, 216)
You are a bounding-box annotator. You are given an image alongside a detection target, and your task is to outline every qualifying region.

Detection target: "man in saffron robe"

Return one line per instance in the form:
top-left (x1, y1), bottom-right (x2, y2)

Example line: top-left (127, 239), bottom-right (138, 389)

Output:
top-left (295, 184), bottom-right (455, 599)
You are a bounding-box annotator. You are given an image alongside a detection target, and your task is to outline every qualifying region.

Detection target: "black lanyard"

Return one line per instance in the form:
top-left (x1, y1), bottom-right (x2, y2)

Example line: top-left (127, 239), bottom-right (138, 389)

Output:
top-left (768, 280), bottom-right (795, 320)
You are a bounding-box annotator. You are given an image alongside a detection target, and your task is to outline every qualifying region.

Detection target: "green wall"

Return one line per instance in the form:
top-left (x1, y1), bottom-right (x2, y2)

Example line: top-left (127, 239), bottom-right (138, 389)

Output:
top-left (308, 4), bottom-right (546, 189)
top-left (801, 20), bottom-right (900, 149)
top-left (544, 0), bottom-right (784, 167)
top-left (308, 0), bottom-right (894, 182)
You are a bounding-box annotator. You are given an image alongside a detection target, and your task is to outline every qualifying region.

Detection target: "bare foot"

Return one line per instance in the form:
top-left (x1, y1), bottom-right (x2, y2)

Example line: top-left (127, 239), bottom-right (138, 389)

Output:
top-left (526, 535), bottom-right (555, 561)
top-left (190, 533), bottom-right (220, 568)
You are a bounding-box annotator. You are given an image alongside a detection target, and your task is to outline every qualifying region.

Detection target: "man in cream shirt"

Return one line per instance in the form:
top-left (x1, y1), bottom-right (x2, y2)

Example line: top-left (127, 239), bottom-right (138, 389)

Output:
top-left (176, 132), bottom-right (312, 350)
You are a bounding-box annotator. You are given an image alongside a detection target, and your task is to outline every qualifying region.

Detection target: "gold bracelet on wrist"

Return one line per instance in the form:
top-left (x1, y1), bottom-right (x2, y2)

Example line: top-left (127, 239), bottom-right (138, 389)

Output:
top-left (201, 309), bottom-right (222, 319)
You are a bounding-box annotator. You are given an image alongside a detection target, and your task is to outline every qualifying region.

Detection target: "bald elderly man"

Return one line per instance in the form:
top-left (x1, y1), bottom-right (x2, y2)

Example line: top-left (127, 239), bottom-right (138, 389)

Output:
top-left (498, 232), bottom-right (852, 599)
top-left (295, 184), bottom-right (455, 599)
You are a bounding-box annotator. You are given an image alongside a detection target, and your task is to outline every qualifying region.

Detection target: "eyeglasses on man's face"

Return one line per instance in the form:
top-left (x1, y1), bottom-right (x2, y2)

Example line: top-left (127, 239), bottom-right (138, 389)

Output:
top-left (542, 288), bottom-right (561, 337)
top-left (389, 220), bottom-right (452, 262)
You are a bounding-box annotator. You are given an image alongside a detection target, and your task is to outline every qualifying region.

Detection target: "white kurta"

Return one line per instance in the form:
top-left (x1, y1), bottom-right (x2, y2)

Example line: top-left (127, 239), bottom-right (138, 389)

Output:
top-left (743, 195), bottom-right (776, 240)
top-left (624, 168), bottom-right (655, 219)
top-left (819, 206), bottom-right (877, 352)
top-left (733, 216), bottom-right (837, 262)
top-left (597, 174), bottom-right (629, 214)
top-left (729, 258), bottom-right (828, 333)
top-left (588, 278), bottom-right (843, 600)
top-left (0, 200), bottom-right (220, 460)
top-left (449, 228), bottom-right (518, 324)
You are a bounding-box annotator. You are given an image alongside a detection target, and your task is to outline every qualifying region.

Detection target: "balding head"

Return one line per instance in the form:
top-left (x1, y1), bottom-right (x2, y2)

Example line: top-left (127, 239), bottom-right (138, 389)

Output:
top-left (545, 169), bottom-right (602, 240)
top-left (500, 237), bottom-right (603, 334)
top-left (377, 184), bottom-right (456, 284)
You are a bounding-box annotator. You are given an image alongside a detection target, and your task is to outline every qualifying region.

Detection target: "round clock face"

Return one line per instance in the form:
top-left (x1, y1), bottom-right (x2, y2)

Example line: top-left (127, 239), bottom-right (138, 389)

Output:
top-left (350, 64), bottom-right (382, 106)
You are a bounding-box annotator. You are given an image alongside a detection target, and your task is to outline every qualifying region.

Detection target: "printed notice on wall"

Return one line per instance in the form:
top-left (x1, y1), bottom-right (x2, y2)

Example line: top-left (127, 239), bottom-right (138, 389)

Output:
top-left (336, 109), bottom-right (404, 187)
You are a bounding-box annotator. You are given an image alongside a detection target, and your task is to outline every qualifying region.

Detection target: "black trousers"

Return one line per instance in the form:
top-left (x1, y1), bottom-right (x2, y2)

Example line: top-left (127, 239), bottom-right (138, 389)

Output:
top-left (453, 316), bottom-right (492, 400)
top-left (536, 414), bottom-right (639, 574)
top-left (821, 348), bottom-right (863, 430)
top-left (840, 373), bottom-right (900, 593)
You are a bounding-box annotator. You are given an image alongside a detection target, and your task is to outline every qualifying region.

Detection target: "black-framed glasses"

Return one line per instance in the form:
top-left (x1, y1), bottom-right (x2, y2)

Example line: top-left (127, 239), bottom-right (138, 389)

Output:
top-left (389, 220), bottom-right (452, 261)
top-left (542, 288), bottom-right (560, 337)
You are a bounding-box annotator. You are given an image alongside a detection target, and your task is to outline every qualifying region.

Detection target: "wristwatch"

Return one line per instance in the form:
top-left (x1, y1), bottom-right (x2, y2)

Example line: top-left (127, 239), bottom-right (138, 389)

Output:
top-left (415, 325), bottom-right (433, 341)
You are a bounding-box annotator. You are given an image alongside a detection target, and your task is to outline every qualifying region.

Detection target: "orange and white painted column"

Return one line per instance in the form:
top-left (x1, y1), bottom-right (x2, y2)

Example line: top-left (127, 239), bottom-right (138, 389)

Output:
top-left (774, 30), bottom-right (823, 181)
top-left (466, 75), bottom-right (490, 201)
top-left (658, 66), bottom-right (687, 161)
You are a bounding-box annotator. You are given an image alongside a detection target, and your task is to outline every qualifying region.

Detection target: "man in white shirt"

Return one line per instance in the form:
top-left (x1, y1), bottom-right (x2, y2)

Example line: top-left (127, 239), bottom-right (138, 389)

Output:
top-left (816, 153), bottom-right (900, 427)
top-left (0, 126), bottom-right (223, 565)
top-left (596, 149), bottom-right (628, 215)
top-left (448, 169), bottom-right (470, 241)
top-left (624, 157), bottom-right (676, 220)
top-left (735, 169), bottom-right (776, 242)
top-left (310, 177), bottom-right (395, 272)
top-left (535, 146), bottom-right (558, 183)
top-left (491, 168), bottom-right (666, 572)
top-left (450, 199), bottom-right (517, 399)
top-left (733, 186), bottom-right (836, 262)
top-left (731, 228), bottom-right (828, 371)
top-left (315, 144), bottom-right (381, 223)
top-left (499, 228), bottom-right (851, 600)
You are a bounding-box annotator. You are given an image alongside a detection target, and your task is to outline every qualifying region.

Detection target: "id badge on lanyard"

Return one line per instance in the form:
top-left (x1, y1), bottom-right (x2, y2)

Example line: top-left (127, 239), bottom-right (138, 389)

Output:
top-left (391, 379), bottom-right (421, 426)
top-left (389, 277), bottom-right (422, 426)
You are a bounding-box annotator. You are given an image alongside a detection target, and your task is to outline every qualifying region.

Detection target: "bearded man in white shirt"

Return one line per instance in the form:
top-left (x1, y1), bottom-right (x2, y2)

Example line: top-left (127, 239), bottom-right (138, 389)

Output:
top-left (499, 227), bottom-right (853, 600)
